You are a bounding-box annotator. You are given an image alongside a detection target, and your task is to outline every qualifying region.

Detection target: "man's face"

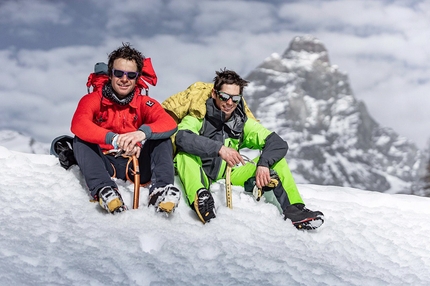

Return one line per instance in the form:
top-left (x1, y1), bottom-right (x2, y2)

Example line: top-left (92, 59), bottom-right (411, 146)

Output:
top-left (211, 84), bottom-right (241, 120)
top-left (110, 58), bottom-right (138, 98)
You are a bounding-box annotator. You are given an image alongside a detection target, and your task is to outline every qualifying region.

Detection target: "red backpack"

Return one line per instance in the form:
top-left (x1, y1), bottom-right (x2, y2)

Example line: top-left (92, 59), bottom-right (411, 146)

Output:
top-left (86, 57), bottom-right (158, 95)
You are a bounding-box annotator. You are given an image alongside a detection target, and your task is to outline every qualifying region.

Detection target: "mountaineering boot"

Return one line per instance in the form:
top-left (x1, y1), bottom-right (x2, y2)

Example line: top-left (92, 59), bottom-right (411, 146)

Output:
top-left (98, 186), bottom-right (127, 214)
top-left (157, 184), bottom-right (181, 213)
top-left (193, 188), bottom-right (216, 224)
top-left (148, 184), bottom-right (181, 213)
top-left (148, 187), bottom-right (165, 208)
top-left (283, 203), bottom-right (324, 230)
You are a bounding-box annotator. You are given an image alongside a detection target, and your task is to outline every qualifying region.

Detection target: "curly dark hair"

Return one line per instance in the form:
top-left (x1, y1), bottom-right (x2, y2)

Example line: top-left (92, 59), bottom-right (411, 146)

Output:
top-left (213, 68), bottom-right (249, 94)
top-left (107, 42), bottom-right (144, 77)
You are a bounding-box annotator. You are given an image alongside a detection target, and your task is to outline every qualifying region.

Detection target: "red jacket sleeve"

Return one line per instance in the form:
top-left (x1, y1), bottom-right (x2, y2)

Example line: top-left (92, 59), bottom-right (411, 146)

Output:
top-left (71, 93), bottom-right (110, 145)
top-left (137, 97), bottom-right (178, 140)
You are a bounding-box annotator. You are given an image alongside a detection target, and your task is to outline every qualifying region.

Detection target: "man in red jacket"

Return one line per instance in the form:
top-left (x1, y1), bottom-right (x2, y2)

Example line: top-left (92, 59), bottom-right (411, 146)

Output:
top-left (71, 43), bottom-right (180, 214)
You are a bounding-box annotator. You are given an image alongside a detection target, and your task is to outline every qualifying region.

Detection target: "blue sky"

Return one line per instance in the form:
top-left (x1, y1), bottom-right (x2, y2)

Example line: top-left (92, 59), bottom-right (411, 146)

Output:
top-left (1, 0), bottom-right (429, 149)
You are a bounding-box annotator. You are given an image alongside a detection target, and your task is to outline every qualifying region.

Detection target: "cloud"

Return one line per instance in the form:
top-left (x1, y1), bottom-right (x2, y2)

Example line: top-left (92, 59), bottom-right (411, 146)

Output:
top-left (280, 1), bottom-right (404, 32)
top-left (0, 45), bottom-right (108, 140)
top-left (279, 1), bottom-right (430, 67)
top-left (0, 0), bottom-right (429, 148)
top-left (194, 1), bottom-right (276, 34)
top-left (0, 0), bottom-right (71, 25)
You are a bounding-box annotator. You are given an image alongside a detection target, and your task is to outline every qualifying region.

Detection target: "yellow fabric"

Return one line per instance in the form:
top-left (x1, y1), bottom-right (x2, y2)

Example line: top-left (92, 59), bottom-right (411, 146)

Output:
top-left (161, 81), bottom-right (257, 123)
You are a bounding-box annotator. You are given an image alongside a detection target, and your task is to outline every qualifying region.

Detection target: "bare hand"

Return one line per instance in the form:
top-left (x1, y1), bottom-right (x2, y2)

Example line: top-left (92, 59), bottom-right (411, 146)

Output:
top-left (116, 131), bottom-right (146, 158)
top-left (255, 166), bottom-right (270, 189)
top-left (219, 146), bottom-right (245, 167)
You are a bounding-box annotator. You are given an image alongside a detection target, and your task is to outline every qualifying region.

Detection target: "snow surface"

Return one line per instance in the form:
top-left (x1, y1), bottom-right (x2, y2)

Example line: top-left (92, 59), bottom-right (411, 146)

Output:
top-left (1, 145), bottom-right (430, 286)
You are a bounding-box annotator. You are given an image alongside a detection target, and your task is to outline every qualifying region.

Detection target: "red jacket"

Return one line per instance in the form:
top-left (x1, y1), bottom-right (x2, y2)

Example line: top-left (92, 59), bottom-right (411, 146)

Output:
top-left (71, 88), bottom-right (177, 151)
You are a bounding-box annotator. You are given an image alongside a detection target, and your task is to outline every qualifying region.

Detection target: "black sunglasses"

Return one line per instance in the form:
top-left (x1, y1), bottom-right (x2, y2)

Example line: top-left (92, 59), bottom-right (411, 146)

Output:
top-left (216, 90), bottom-right (242, 103)
top-left (112, 69), bottom-right (139, 80)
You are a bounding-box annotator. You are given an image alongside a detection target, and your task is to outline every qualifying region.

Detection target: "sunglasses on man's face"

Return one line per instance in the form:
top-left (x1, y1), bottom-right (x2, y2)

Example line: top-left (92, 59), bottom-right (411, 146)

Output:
top-left (112, 69), bottom-right (139, 80)
top-left (216, 90), bottom-right (242, 104)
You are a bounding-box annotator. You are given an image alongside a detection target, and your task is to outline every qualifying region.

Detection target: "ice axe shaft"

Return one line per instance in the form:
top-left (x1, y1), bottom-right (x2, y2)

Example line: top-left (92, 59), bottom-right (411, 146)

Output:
top-left (226, 166), bottom-right (232, 209)
top-left (132, 155), bottom-right (140, 209)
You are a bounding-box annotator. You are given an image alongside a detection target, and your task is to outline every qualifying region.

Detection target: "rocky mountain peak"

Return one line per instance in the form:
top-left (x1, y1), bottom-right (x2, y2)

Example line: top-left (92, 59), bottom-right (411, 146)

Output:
top-left (244, 36), bottom-right (425, 194)
top-left (282, 35), bottom-right (330, 64)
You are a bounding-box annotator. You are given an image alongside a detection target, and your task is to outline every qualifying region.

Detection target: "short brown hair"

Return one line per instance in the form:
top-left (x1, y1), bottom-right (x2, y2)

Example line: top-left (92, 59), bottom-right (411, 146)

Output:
top-left (107, 42), bottom-right (144, 77)
top-left (213, 68), bottom-right (249, 94)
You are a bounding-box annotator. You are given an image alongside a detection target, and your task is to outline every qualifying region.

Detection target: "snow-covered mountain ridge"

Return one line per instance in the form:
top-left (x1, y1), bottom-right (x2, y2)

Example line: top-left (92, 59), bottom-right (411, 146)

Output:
top-left (0, 130), bottom-right (49, 154)
top-left (244, 35), bottom-right (425, 195)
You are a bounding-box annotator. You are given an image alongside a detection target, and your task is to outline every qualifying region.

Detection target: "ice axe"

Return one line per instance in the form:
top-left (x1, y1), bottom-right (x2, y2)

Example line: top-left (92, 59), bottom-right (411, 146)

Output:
top-left (131, 154), bottom-right (140, 209)
top-left (225, 166), bottom-right (232, 209)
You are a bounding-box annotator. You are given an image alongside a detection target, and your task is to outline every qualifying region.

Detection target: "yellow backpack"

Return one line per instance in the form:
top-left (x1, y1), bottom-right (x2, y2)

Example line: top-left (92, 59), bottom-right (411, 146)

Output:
top-left (161, 81), bottom-right (257, 123)
top-left (161, 81), bottom-right (257, 154)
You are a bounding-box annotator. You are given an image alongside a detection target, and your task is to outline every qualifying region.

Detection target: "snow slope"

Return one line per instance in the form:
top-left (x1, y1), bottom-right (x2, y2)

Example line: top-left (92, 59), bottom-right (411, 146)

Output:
top-left (1, 145), bottom-right (430, 285)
